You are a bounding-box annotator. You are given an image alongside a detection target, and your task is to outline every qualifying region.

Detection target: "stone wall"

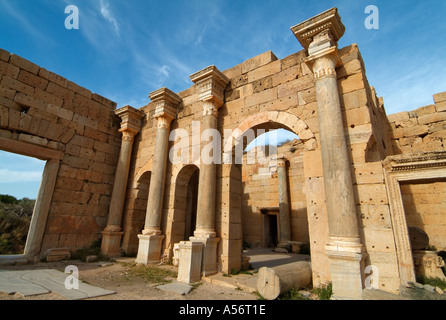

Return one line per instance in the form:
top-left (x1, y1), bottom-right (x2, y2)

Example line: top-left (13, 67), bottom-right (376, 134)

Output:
top-left (401, 180), bottom-right (446, 250)
top-left (0, 48), bottom-right (121, 256)
top-left (388, 91), bottom-right (446, 154)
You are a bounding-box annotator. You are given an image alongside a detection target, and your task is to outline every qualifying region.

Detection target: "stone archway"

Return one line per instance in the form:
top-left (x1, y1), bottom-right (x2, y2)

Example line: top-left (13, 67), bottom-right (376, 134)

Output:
top-left (121, 169), bottom-right (152, 255)
top-left (223, 111), bottom-right (317, 157)
top-left (218, 110), bottom-right (316, 271)
top-left (166, 164), bottom-right (200, 255)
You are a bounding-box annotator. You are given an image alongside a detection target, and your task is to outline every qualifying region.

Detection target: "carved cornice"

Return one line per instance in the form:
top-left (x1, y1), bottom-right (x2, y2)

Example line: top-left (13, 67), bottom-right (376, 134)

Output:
top-left (384, 151), bottom-right (446, 173)
top-left (190, 65), bottom-right (229, 108)
top-left (291, 7), bottom-right (345, 52)
top-left (115, 105), bottom-right (145, 135)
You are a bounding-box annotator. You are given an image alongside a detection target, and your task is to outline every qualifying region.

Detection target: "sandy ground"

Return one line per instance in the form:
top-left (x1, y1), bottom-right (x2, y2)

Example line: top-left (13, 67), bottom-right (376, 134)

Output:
top-left (0, 258), bottom-right (259, 301)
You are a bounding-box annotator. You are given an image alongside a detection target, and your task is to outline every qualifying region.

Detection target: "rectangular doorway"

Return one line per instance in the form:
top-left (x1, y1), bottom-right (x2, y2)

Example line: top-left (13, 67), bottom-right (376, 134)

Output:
top-left (263, 214), bottom-right (279, 248)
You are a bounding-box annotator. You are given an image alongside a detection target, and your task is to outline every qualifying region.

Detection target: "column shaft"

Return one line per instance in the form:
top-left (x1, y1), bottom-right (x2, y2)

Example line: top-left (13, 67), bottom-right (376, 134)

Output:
top-left (106, 132), bottom-right (135, 228)
top-left (313, 56), bottom-right (359, 239)
top-left (277, 159), bottom-right (291, 245)
top-left (143, 121), bottom-right (170, 233)
top-left (101, 105), bottom-right (144, 257)
top-left (136, 87), bottom-right (181, 265)
top-left (195, 110), bottom-right (218, 236)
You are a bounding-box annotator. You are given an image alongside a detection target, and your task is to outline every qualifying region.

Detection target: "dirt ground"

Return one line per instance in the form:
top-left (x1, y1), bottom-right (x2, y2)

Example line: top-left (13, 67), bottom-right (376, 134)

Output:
top-left (0, 258), bottom-right (259, 301)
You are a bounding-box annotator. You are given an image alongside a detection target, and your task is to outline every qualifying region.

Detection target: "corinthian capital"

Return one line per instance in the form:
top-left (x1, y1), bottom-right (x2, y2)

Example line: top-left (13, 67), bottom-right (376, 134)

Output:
top-left (149, 87), bottom-right (182, 127)
top-left (190, 65), bottom-right (229, 109)
top-left (115, 105), bottom-right (145, 135)
top-left (291, 8), bottom-right (346, 77)
top-left (291, 7), bottom-right (345, 55)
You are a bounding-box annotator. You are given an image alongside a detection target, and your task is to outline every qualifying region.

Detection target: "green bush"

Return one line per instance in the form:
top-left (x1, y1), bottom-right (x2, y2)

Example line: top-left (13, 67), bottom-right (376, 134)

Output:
top-left (0, 194), bottom-right (19, 205)
top-left (0, 196), bottom-right (35, 255)
top-left (313, 282), bottom-right (333, 300)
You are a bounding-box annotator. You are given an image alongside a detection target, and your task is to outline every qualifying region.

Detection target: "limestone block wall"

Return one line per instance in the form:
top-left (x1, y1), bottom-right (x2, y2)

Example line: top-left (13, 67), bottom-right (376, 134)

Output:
top-left (388, 91), bottom-right (446, 154)
top-left (0, 48), bottom-right (121, 256)
top-left (401, 180), bottom-right (446, 250)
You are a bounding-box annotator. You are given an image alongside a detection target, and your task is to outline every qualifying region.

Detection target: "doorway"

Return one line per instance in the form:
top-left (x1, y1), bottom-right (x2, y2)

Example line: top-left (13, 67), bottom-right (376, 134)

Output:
top-left (184, 168), bottom-right (199, 240)
top-left (263, 212), bottom-right (279, 248)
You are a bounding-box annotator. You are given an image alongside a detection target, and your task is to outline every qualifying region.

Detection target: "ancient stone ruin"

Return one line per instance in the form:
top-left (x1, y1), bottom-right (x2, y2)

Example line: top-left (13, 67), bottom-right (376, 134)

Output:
top-left (1, 8), bottom-right (445, 299)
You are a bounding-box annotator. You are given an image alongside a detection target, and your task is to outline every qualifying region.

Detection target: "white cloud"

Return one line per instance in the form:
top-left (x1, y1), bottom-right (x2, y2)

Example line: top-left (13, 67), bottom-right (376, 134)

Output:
top-left (99, 0), bottom-right (120, 35)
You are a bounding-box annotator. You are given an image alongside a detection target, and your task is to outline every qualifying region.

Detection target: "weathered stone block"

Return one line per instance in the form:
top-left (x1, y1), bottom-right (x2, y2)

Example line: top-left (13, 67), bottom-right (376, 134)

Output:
top-left (0, 48), bottom-right (9, 62)
top-left (1, 75), bottom-right (34, 96)
top-left (241, 51), bottom-right (278, 74)
top-left (67, 81), bottom-right (92, 99)
top-left (418, 111), bottom-right (446, 125)
top-left (247, 60), bottom-right (281, 83)
top-left (38, 68), bottom-right (68, 88)
top-left (0, 60), bottom-right (20, 79)
top-left (433, 91), bottom-right (446, 104)
top-left (9, 54), bottom-right (40, 74)
top-left (338, 72), bottom-right (365, 94)
top-left (18, 70), bottom-right (48, 90)
top-left (46, 81), bottom-right (74, 102)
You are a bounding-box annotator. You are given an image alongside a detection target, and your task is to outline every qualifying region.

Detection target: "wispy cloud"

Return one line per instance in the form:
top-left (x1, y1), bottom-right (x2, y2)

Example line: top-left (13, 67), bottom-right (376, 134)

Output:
top-left (99, 0), bottom-right (120, 36)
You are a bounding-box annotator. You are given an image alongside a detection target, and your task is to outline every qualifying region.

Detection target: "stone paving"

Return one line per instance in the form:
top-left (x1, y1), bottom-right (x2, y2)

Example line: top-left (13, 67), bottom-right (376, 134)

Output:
top-left (0, 268), bottom-right (115, 300)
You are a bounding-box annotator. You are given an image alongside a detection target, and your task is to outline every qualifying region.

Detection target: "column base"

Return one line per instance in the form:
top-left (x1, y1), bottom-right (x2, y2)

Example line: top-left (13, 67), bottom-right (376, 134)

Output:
top-left (177, 241), bottom-right (203, 284)
top-left (101, 230), bottom-right (124, 257)
top-left (190, 235), bottom-right (220, 277)
top-left (135, 234), bottom-right (165, 264)
top-left (325, 237), bottom-right (367, 300)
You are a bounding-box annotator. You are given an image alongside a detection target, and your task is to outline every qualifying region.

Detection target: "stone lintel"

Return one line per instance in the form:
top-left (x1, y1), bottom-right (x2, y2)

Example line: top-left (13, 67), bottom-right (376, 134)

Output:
top-left (115, 105), bottom-right (145, 134)
top-left (149, 87), bottom-right (182, 121)
top-left (291, 7), bottom-right (345, 52)
top-left (190, 65), bottom-right (229, 107)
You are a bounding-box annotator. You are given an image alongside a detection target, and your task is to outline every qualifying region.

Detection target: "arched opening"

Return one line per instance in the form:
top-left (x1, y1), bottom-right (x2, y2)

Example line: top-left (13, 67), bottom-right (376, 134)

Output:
top-left (222, 111), bottom-right (314, 271)
top-left (121, 170), bottom-right (151, 256)
top-left (184, 168), bottom-right (199, 240)
top-left (172, 165), bottom-right (200, 245)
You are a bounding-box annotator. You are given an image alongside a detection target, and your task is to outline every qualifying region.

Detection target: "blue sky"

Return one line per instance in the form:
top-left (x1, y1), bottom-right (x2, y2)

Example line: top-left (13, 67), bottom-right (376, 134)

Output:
top-left (1, 0), bottom-right (445, 199)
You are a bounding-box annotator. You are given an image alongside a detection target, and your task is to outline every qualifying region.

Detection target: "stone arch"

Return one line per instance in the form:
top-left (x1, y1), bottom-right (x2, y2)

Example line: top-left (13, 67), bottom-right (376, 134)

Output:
top-left (168, 164), bottom-right (200, 249)
top-left (134, 158), bottom-right (153, 185)
top-left (121, 168), bottom-right (152, 255)
top-left (223, 111), bottom-right (317, 157)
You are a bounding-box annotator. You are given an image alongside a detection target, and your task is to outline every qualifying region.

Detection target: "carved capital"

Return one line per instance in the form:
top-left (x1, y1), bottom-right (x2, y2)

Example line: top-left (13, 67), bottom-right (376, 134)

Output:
top-left (149, 87), bottom-right (182, 126)
top-left (115, 105), bottom-right (145, 135)
top-left (121, 130), bottom-right (137, 141)
top-left (155, 114), bottom-right (174, 129)
top-left (291, 7), bottom-right (345, 53)
top-left (202, 101), bottom-right (219, 118)
top-left (306, 49), bottom-right (339, 79)
top-left (190, 65), bottom-right (229, 109)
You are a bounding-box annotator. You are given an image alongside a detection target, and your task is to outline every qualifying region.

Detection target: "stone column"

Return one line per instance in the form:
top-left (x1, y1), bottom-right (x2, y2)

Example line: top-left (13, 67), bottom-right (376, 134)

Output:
top-left (101, 106), bottom-right (144, 257)
top-left (277, 157), bottom-right (291, 246)
top-left (189, 66), bottom-right (229, 276)
top-left (292, 8), bottom-right (366, 299)
top-left (136, 88), bottom-right (182, 264)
